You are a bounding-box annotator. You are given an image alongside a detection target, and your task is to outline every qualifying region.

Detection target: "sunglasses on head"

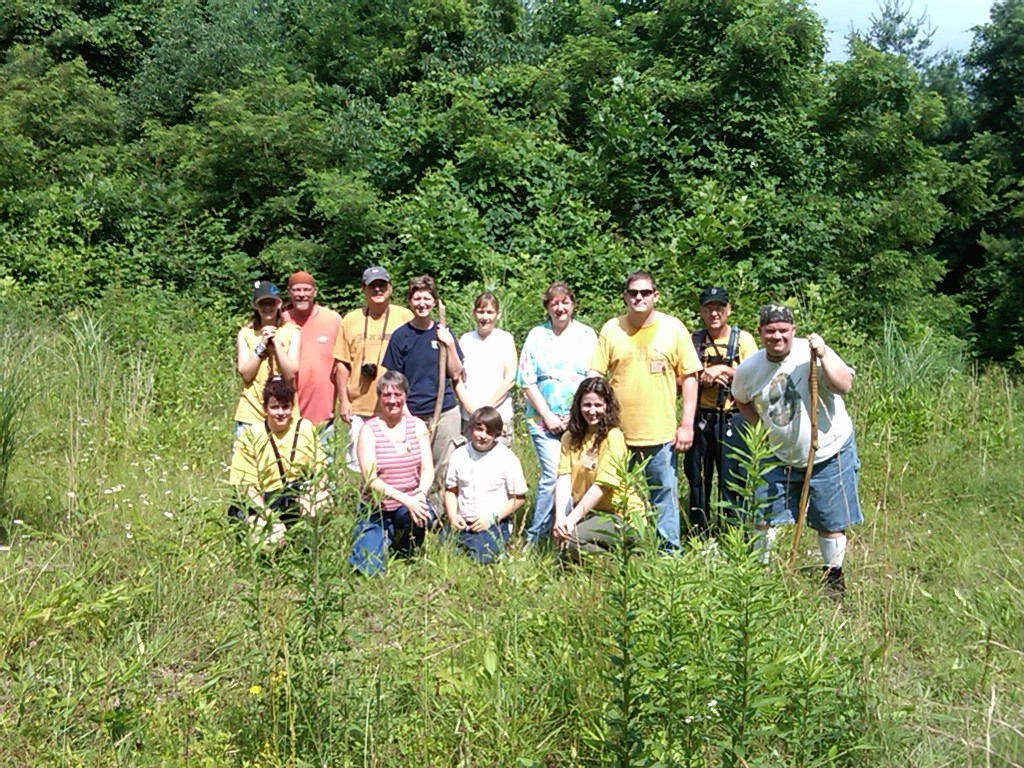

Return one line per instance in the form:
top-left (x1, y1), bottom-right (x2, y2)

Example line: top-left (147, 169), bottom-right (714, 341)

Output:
top-left (626, 288), bottom-right (655, 299)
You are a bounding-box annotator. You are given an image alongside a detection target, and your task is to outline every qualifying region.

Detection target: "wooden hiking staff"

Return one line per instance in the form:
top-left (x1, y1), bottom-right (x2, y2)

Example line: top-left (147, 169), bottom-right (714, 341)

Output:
top-left (787, 341), bottom-right (819, 569)
top-left (428, 299), bottom-right (447, 436)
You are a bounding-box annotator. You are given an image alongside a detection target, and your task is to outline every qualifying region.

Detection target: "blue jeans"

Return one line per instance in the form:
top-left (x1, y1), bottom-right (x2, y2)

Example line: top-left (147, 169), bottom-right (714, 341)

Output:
top-left (525, 429), bottom-right (563, 542)
top-left (443, 520), bottom-right (511, 564)
top-left (628, 442), bottom-right (682, 551)
top-left (756, 436), bottom-right (863, 532)
top-left (348, 501), bottom-right (435, 576)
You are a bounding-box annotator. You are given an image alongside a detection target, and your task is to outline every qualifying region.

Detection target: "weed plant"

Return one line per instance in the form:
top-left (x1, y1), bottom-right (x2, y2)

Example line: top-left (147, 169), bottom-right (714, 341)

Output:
top-left (0, 303), bottom-right (1022, 766)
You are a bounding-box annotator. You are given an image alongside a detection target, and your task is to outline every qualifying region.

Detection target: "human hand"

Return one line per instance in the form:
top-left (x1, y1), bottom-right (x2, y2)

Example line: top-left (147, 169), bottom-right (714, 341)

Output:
top-left (672, 423), bottom-right (694, 452)
top-left (468, 514), bottom-right (495, 533)
top-left (447, 513), bottom-right (468, 531)
top-left (261, 325), bottom-right (277, 344)
top-left (543, 412), bottom-right (565, 433)
top-left (552, 513), bottom-right (573, 542)
top-left (436, 324), bottom-right (454, 347)
top-left (405, 491), bottom-right (431, 526)
top-left (807, 333), bottom-right (826, 359)
top-left (338, 400), bottom-right (353, 423)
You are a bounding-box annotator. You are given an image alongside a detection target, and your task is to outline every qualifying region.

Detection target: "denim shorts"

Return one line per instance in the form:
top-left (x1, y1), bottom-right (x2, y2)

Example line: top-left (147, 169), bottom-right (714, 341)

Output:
top-left (757, 436), bottom-right (863, 532)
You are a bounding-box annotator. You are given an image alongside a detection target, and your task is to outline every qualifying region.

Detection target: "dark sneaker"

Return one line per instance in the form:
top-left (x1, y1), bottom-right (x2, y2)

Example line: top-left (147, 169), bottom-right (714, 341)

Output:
top-left (822, 566), bottom-right (845, 600)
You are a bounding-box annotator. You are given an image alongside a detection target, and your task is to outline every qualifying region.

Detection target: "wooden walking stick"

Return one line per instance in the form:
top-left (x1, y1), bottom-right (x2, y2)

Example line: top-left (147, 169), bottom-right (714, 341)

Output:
top-left (428, 299), bottom-right (447, 436)
top-left (788, 342), bottom-right (819, 569)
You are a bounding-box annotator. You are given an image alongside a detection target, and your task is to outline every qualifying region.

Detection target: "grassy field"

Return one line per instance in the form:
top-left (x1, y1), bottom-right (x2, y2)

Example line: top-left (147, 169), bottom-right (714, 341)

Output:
top-left (1, 305), bottom-right (1022, 767)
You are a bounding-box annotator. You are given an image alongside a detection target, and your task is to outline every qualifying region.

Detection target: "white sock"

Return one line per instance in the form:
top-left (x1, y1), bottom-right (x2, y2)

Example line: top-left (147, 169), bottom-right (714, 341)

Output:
top-left (818, 533), bottom-right (846, 569)
top-left (753, 526), bottom-right (778, 565)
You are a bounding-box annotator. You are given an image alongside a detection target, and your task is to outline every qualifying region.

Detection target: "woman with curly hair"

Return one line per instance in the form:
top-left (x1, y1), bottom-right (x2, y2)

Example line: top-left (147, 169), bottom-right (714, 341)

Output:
top-left (552, 377), bottom-right (642, 556)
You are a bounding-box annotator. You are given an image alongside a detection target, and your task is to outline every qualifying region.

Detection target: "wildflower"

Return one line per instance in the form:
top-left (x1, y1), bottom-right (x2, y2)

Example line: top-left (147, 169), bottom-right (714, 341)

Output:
top-left (249, 684), bottom-right (262, 695)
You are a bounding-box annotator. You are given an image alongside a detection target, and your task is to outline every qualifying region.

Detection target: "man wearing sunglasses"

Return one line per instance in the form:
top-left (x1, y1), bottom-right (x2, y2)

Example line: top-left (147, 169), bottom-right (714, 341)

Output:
top-left (589, 271), bottom-right (702, 552)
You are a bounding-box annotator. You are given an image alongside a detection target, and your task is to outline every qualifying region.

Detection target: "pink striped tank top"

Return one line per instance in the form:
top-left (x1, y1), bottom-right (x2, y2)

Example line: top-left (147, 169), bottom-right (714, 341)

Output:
top-left (366, 416), bottom-right (421, 510)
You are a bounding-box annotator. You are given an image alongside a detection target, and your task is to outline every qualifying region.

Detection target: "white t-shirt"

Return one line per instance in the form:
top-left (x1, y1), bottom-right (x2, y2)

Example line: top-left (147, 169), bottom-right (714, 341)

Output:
top-left (458, 328), bottom-right (516, 428)
top-left (731, 338), bottom-right (854, 467)
top-left (445, 442), bottom-right (527, 523)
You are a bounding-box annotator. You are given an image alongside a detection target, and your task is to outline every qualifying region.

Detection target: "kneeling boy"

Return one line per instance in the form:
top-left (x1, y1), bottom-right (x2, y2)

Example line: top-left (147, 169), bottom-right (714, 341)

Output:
top-left (444, 406), bottom-right (527, 563)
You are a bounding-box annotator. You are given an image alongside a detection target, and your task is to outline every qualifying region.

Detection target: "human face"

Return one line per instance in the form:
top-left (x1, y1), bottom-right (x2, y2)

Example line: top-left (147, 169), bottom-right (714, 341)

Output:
top-left (624, 278), bottom-right (658, 319)
top-left (266, 396), bottom-right (292, 432)
top-left (473, 302), bottom-right (499, 337)
top-left (288, 283), bottom-right (316, 314)
top-left (378, 385), bottom-right (406, 417)
top-left (255, 298), bottom-right (281, 321)
top-left (579, 391), bottom-right (608, 430)
top-left (699, 301), bottom-right (730, 334)
top-left (470, 421), bottom-right (497, 451)
top-left (409, 289), bottom-right (436, 319)
top-left (759, 321), bottom-right (796, 361)
top-left (362, 279), bottom-right (392, 310)
top-left (545, 292), bottom-right (574, 329)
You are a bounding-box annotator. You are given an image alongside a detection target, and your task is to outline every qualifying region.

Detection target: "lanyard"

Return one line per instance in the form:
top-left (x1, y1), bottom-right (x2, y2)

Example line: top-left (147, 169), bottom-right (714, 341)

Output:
top-left (362, 305), bottom-right (391, 367)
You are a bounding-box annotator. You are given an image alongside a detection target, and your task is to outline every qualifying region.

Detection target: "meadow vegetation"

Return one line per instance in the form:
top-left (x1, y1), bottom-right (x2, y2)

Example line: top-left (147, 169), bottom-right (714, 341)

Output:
top-left (1, 300), bottom-right (1021, 767)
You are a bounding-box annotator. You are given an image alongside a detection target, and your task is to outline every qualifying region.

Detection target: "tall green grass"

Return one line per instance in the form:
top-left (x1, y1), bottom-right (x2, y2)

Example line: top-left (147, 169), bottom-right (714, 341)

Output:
top-left (0, 300), bottom-right (1022, 766)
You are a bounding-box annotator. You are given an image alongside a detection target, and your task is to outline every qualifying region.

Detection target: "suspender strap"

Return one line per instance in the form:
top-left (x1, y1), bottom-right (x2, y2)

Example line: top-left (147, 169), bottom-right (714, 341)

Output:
top-left (264, 418), bottom-right (305, 485)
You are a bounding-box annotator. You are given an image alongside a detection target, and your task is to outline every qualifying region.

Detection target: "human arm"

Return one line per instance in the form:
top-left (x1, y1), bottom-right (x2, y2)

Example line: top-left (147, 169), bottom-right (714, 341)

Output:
top-left (444, 487), bottom-right (467, 530)
top-left (554, 480), bottom-right (608, 542)
top-left (272, 327), bottom-right (300, 381)
top-left (807, 334), bottom-right (853, 394)
top-left (482, 335), bottom-right (517, 408)
top-left (334, 360), bottom-right (353, 422)
top-left (435, 323), bottom-right (464, 382)
top-left (699, 363), bottom-right (735, 388)
top-left (735, 399), bottom-right (760, 426)
top-left (523, 384), bottom-right (569, 433)
top-left (468, 493), bottom-right (524, 533)
top-left (552, 473), bottom-right (574, 542)
top-left (672, 373), bottom-right (698, 451)
top-left (236, 329), bottom-right (264, 384)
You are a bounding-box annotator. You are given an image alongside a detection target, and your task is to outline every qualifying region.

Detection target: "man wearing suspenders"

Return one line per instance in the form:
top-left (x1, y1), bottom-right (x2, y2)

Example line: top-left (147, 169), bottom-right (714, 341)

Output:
top-left (683, 286), bottom-right (758, 537)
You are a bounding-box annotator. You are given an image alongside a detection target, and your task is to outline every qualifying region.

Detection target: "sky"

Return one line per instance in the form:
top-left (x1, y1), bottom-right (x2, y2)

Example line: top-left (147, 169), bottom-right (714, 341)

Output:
top-left (812, 0), bottom-right (998, 60)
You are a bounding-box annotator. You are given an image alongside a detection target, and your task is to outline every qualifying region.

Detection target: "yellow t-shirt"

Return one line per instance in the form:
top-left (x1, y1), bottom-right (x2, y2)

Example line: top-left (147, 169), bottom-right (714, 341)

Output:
top-left (230, 417), bottom-right (323, 492)
top-left (590, 313), bottom-right (702, 445)
top-left (695, 327), bottom-right (759, 410)
top-left (333, 304), bottom-right (414, 416)
top-left (233, 323), bottom-right (299, 425)
top-left (557, 428), bottom-right (643, 515)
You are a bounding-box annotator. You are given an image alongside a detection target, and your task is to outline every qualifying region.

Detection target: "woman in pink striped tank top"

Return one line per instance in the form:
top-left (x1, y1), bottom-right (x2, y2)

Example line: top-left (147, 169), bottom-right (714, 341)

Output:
top-left (348, 370), bottom-right (435, 575)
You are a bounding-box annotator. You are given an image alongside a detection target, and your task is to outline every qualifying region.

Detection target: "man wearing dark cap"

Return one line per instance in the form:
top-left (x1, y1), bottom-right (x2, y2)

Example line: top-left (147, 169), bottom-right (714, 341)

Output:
top-left (333, 267), bottom-right (413, 470)
top-left (282, 270), bottom-right (343, 430)
top-left (682, 286), bottom-right (758, 537)
top-left (731, 303), bottom-right (863, 596)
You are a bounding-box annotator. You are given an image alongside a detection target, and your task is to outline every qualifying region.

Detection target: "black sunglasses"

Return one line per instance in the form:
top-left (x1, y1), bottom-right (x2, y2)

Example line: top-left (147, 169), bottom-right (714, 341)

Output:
top-left (626, 288), bottom-right (655, 299)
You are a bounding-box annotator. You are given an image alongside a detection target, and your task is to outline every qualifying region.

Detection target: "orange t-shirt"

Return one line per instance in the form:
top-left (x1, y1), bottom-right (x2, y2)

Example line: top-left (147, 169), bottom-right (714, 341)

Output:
top-left (283, 305), bottom-right (343, 424)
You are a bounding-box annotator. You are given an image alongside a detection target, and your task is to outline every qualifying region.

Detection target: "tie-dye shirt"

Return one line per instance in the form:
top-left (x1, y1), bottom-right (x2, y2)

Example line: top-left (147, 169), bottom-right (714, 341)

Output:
top-left (516, 320), bottom-right (597, 437)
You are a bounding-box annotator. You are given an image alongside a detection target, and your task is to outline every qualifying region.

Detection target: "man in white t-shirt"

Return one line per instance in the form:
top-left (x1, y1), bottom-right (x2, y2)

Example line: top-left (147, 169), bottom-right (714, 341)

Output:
top-left (732, 303), bottom-right (862, 597)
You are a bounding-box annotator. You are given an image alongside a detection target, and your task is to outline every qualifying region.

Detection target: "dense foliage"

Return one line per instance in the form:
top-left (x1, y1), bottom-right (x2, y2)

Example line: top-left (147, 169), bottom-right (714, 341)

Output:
top-left (2, 0), bottom-right (1023, 358)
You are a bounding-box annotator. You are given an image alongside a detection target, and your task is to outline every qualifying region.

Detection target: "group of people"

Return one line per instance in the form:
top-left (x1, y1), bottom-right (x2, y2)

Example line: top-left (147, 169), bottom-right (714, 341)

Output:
top-left (227, 266), bottom-right (862, 594)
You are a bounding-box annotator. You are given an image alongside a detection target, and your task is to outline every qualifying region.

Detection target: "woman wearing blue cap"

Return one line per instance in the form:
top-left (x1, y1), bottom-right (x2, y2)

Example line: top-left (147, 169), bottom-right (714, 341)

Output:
top-left (233, 280), bottom-right (301, 436)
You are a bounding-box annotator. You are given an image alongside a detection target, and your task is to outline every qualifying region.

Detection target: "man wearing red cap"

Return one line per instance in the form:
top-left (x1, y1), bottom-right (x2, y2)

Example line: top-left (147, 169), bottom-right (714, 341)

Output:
top-left (282, 271), bottom-right (343, 434)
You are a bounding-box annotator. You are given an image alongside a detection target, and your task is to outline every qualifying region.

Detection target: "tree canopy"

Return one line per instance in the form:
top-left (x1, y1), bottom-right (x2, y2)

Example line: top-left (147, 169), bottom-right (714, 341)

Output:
top-left (1, 0), bottom-right (1022, 360)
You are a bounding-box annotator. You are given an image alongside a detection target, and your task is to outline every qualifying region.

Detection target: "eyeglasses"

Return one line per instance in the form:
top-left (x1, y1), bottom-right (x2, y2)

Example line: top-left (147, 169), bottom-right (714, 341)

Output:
top-left (626, 288), bottom-right (655, 299)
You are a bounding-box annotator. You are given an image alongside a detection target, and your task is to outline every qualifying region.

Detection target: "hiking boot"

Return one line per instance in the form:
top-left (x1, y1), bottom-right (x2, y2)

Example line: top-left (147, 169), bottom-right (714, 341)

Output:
top-left (822, 566), bottom-right (845, 600)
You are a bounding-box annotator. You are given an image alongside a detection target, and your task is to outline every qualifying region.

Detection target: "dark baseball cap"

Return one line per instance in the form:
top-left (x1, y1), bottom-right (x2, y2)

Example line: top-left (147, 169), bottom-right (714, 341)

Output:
top-left (362, 266), bottom-right (390, 284)
top-left (699, 286), bottom-right (729, 305)
top-left (252, 280), bottom-right (281, 303)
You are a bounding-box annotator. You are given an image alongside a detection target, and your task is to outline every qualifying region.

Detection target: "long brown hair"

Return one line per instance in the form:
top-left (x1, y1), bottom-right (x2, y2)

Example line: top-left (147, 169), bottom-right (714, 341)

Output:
top-left (566, 377), bottom-right (620, 452)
